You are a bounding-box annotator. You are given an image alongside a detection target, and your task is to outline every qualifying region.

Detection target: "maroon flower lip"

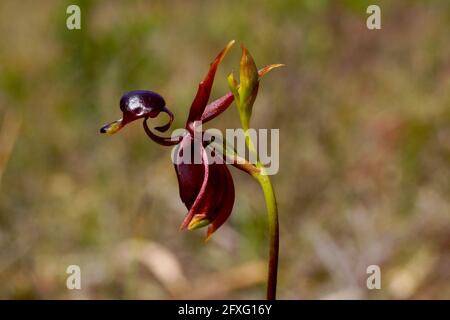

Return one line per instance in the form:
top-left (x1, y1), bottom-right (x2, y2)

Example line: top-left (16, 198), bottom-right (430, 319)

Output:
top-left (100, 90), bottom-right (174, 135)
top-left (101, 41), bottom-right (237, 238)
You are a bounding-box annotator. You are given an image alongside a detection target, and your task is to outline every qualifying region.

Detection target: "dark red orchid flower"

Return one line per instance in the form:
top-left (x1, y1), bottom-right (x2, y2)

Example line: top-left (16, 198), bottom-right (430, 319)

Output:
top-left (101, 40), bottom-right (243, 239)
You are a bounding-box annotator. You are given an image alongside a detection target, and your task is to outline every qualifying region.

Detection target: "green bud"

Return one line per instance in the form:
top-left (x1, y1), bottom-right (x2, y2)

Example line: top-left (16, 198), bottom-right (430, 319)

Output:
top-left (227, 72), bottom-right (240, 102)
top-left (228, 45), bottom-right (284, 131)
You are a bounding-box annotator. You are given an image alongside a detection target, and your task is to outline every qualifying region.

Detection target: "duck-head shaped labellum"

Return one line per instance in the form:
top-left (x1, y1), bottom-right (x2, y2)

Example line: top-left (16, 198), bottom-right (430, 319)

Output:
top-left (100, 90), bottom-right (174, 135)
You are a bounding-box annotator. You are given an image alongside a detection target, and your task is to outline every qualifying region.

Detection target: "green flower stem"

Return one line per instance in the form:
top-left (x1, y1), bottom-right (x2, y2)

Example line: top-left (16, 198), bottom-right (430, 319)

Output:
top-left (254, 170), bottom-right (279, 300)
top-left (245, 129), bottom-right (279, 300)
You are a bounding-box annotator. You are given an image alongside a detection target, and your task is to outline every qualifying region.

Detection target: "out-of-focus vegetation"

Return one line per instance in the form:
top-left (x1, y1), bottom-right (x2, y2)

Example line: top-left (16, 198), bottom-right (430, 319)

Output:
top-left (0, 0), bottom-right (449, 299)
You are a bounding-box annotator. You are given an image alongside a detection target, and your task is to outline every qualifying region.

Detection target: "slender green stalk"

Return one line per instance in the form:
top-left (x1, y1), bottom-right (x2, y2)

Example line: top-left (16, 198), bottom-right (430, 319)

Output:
top-left (254, 170), bottom-right (279, 300)
top-left (230, 44), bottom-right (282, 300)
top-left (245, 130), bottom-right (279, 300)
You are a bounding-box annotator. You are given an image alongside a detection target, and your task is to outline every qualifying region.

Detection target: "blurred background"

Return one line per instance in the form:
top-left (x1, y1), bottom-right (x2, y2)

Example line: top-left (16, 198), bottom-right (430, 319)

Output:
top-left (0, 0), bottom-right (449, 299)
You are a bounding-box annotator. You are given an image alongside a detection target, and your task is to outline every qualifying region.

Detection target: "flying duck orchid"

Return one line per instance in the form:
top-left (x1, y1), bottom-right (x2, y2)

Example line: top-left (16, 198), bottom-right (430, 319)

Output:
top-left (101, 41), bottom-right (244, 239)
top-left (101, 41), bottom-right (283, 299)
